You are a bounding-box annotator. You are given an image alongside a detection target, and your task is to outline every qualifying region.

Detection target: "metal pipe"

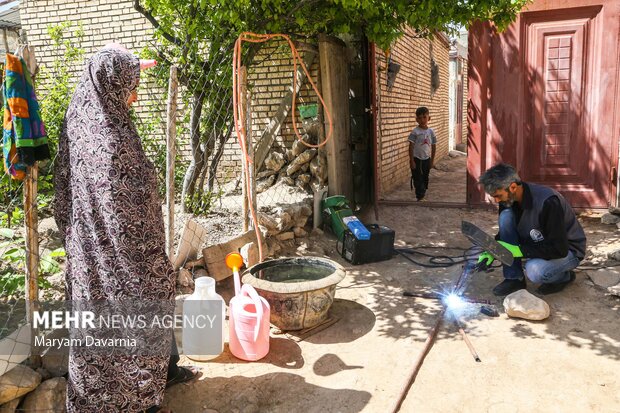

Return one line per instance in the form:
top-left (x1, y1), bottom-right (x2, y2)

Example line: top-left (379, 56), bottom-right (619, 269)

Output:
top-left (454, 318), bottom-right (481, 362)
top-left (390, 308), bottom-right (446, 413)
top-left (369, 41), bottom-right (380, 220)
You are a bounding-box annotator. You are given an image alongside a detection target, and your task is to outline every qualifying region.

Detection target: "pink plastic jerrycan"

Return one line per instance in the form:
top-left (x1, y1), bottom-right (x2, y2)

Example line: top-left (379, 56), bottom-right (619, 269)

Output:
top-left (226, 253), bottom-right (270, 361)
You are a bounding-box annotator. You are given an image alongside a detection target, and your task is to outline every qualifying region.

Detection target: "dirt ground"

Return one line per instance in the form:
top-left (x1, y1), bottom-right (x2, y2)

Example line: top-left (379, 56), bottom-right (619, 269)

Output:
top-left (381, 153), bottom-right (467, 204)
top-left (163, 173), bottom-right (620, 412)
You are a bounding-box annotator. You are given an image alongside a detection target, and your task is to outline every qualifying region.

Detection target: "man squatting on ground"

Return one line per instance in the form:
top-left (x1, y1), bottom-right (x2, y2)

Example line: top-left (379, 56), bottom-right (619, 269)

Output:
top-left (477, 164), bottom-right (587, 296)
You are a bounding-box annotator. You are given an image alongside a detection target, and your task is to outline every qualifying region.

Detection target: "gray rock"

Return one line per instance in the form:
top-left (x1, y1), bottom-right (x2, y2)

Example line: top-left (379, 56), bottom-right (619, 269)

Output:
top-left (21, 377), bottom-right (67, 413)
top-left (311, 228), bottom-right (324, 236)
top-left (503, 289), bottom-right (550, 321)
top-left (309, 153), bottom-right (328, 183)
top-left (277, 176), bottom-right (295, 186)
top-left (256, 175), bottom-right (276, 193)
top-left (292, 139), bottom-right (307, 157)
top-left (607, 284), bottom-right (620, 297)
top-left (293, 227), bottom-right (307, 238)
top-left (41, 342), bottom-right (69, 378)
top-left (601, 213), bottom-right (620, 225)
top-left (297, 173), bottom-right (311, 184)
top-left (609, 206), bottom-right (620, 215)
top-left (448, 150), bottom-right (467, 157)
top-left (586, 268), bottom-right (620, 288)
top-left (285, 149), bottom-right (295, 162)
top-left (0, 397), bottom-right (20, 413)
top-left (256, 169), bottom-right (277, 179)
top-left (264, 151), bottom-right (286, 172)
top-left (240, 242), bottom-right (259, 268)
top-left (608, 249), bottom-right (620, 261)
top-left (176, 268), bottom-right (194, 288)
top-left (0, 365), bottom-right (41, 404)
top-left (286, 149), bottom-right (317, 176)
top-left (277, 232), bottom-right (295, 241)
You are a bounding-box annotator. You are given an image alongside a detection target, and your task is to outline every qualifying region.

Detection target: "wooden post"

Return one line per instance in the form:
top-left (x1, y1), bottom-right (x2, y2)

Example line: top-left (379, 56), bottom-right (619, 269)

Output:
top-left (318, 35), bottom-right (354, 202)
top-left (240, 66), bottom-right (249, 232)
top-left (24, 165), bottom-right (40, 367)
top-left (166, 66), bottom-right (178, 257)
top-left (20, 41), bottom-right (41, 367)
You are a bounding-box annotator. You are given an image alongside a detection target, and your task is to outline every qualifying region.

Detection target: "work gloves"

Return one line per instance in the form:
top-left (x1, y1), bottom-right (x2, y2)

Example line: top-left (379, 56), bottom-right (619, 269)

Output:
top-left (497, 241), bottom-right (524, 258)
top-left (476, 251), bottom-right (494, 270)
top-left (476, 241), bottom-right (523, 270)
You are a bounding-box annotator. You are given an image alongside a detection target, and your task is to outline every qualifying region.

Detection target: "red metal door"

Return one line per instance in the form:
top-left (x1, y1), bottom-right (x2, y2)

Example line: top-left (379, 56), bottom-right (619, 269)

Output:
top-left (468, 1), bottom-right (620, 208)
top-left (521, 6), bottom-right (608, 206)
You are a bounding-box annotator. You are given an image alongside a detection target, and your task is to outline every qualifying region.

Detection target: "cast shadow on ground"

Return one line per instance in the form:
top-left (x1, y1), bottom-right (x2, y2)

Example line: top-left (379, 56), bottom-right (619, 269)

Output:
top-left (184, 337), bottom-right (304, 370)
top-left (302, 299), bottom-right (376, 345)
top-left (342, 206), bottom-right (620, 363)
top-left (313, 353), bottom-right (363, 376)
top-left (163, 372), bottom-right (372, 413)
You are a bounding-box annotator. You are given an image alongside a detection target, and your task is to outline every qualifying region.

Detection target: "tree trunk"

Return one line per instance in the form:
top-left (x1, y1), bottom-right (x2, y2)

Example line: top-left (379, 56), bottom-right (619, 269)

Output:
top-left (181, 93), bottom-right (205, 212)
top-left (196, 130), bottom-right (215, 196)
top-left (208, 124), bottom-right (233, 191)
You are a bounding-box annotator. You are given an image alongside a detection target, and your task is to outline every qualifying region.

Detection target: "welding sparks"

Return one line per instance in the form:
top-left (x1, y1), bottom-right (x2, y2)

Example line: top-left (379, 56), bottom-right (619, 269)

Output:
top-left (443, 293), bottom-right (466, 309)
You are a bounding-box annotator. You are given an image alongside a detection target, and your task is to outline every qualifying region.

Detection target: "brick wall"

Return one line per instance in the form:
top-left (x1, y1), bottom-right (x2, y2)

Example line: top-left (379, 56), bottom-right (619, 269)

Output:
top-left (217, 39), bottom-right (321, 181)
top-left (22, 1), bottom-right (170, 142)
top-left (461, 58), bottom-right (469, 145)
top-left (375, 30), bottom-right (451, 195)
top-left (22, 0), bottom-right (154, 74)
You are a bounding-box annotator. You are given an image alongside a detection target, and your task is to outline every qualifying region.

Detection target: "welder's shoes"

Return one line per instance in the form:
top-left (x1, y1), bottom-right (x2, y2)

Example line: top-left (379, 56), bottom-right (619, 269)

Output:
top-left (492, 278), bottom-right (526, 296)
top-left (536, 271), bottom-right (576, 295)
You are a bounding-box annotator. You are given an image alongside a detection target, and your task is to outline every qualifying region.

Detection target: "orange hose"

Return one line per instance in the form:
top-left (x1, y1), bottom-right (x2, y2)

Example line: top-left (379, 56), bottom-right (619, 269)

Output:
top-left (233, 32), bottom-right (334, 262)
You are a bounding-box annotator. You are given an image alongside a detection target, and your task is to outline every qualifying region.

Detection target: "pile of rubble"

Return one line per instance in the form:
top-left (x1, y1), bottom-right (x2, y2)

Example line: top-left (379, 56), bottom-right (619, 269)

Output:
top-left (257, 132), bottom-right (327, 194)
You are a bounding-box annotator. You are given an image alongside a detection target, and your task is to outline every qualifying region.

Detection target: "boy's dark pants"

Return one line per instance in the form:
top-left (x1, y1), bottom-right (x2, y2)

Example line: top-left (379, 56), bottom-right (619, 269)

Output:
top-left (412, 157), bottom-right (431, 200)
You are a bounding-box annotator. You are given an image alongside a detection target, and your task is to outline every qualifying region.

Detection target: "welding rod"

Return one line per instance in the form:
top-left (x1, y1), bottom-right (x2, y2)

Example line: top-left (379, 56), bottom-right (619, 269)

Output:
top-left (454, 318), bottom-right (481, 363)
top-left (390, 308), bottom-right (446, 413)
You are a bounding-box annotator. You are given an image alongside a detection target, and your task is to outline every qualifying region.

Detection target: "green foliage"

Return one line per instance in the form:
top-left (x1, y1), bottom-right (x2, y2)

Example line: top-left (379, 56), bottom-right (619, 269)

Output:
top-left (0, 230), bottom-right (61, 296)
top-left (35, 22), bottom-right (85, 218)
top-left (139, 0), bottom-right (529, 52)
top-left (130, 106), bottom-right (188, 197)
top-left (38, 21), bottom-right (85, 162)
top-left (185, 187), bottom-right (222, 216)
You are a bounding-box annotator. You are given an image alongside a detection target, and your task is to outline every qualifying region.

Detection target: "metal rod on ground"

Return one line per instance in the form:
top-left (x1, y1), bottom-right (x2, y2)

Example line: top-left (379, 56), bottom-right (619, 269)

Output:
top-left (390, 308), bottom-right (446, 413)
top-left (391, 261), bottom-right (477, 411)
top-left (240, 66), bottom-right (249, 232)
top-left (454, 317), bottom-right (481, 362)
top-left (403, 290), bottom-right (492, 305)
top-left (165, 65), bottom-right (178, 257)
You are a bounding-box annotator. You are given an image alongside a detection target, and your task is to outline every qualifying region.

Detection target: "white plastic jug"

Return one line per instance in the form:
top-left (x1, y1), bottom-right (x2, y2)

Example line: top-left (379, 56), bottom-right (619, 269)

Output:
top-left (182, 276), bottom-right (225, 361)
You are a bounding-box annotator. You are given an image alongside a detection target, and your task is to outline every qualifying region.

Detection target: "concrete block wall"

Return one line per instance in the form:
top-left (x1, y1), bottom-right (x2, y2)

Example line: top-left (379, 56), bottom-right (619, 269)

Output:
top-left (375, 29), bottom-right (451, 195)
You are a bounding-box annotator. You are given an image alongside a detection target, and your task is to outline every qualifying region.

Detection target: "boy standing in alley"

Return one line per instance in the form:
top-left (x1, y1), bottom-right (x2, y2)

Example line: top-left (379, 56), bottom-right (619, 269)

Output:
top-left (408, 106), bottom-right (437, 201)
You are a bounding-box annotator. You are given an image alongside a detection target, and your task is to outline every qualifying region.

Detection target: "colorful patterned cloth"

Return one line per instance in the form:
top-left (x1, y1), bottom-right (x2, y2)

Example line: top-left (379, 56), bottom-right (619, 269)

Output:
top-left (2, 53), bottom-right (49, 179)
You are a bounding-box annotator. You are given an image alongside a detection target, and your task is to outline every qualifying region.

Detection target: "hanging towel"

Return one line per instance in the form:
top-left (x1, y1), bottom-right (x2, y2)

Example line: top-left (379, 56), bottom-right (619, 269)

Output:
top-left (2, 53), bottom-right (49, 179)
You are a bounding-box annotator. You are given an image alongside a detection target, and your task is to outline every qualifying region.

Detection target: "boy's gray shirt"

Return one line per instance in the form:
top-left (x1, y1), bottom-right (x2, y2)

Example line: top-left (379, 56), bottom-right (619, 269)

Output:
top-left (408, 126), bottom-right (437, 160)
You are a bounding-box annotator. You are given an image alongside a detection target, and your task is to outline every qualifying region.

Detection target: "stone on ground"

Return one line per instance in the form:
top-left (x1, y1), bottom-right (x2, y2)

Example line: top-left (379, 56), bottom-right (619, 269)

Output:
top-left (21, 377), bottom-right (66, 413)
top-left (0, 365), bottom-right (41, 404)
top-left (503, 289), bottom-right (550, 321)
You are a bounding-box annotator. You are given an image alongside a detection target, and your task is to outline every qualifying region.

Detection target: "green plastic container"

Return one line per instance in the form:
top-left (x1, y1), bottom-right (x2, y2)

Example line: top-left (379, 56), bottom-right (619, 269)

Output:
top-left (321, 195), bottom-right (353, 240)
top-left (298, 103), bottom-right (318, 119)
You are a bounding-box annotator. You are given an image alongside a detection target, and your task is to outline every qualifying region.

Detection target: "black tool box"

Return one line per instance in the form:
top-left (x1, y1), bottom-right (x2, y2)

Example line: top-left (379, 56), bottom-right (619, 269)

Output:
top-left (339, 224), bottom-right (395, 265)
